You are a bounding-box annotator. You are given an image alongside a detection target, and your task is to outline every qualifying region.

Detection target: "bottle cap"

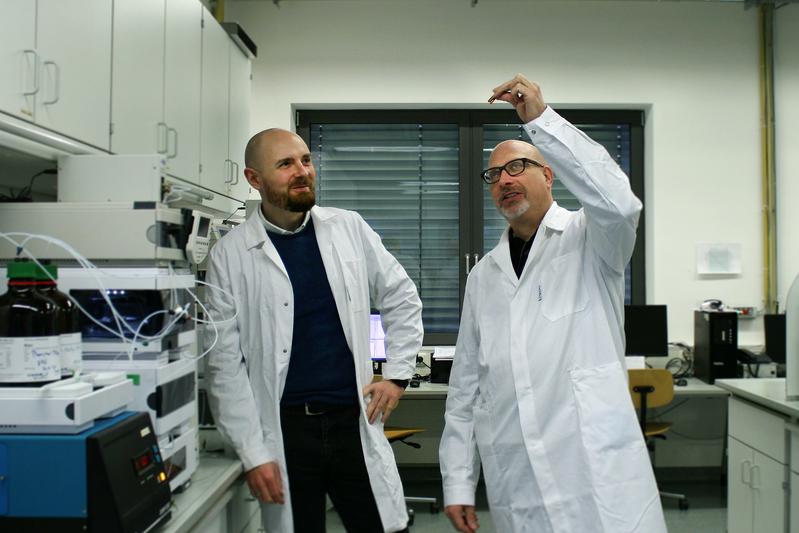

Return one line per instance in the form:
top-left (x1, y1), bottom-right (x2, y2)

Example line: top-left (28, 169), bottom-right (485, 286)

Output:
top-left (5, 258), bottom-right (56, 280)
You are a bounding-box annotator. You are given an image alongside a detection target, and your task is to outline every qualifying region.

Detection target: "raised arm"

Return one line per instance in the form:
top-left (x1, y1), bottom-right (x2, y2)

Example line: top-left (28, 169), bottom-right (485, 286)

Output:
top-left (491, 75), bottom-right (642, 272)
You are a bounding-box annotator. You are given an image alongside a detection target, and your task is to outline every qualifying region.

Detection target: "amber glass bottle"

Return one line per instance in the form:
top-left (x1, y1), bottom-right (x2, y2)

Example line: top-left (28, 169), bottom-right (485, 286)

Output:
top-left (35, 262), bottom-right (82, 378)
top-left (0, 259), bottom-right (61, 386)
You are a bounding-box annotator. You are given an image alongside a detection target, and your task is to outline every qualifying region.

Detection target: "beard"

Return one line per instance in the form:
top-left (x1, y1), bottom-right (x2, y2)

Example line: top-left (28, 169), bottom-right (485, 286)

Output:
top-left (497, 188), bottom-right (530, 220)
top-left (265, 178), bottom-right (316, 212)
top-left (500, 198), bottom-right (530, 220)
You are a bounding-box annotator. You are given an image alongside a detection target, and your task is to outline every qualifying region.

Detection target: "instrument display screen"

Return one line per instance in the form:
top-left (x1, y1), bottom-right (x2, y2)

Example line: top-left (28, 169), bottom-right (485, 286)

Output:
top-left (133, 449), bottom-right (156, 475)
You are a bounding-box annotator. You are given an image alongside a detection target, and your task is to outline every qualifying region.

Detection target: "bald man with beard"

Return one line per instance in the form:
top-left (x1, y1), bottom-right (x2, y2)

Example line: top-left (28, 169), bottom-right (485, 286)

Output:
top-left (439, 76), bottom-right (667, 533)
top-left (205, 128), bottom-right (423, 532)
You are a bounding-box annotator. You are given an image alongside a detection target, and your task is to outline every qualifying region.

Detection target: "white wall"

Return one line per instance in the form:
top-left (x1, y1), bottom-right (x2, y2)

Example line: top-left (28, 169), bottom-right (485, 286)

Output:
top-left (228, 0), bottom-right (798, 344)
top-left (776, 5), bottom-right (799, 308)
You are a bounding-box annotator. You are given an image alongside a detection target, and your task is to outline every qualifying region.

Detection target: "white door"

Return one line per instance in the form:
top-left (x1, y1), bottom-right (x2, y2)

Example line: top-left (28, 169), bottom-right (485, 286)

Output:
top-left (752, 450), bottom-right (786, 533)
top-left (35, 0), bottom-right (112, 149)
top-left (199, 10), bottom-right (230, 212)
top-left (728, 438), bottom-right (755, 533)
top-left (791, 472), bottom-right (799, 533)
top-left (111, 0), bottom-right (166, 155)
top-left (227, 42), bottom-right (251, 202)
top-left (0, 0), bottom-right (37, 121)
top-left (164, 0), bottom-right (202, 181)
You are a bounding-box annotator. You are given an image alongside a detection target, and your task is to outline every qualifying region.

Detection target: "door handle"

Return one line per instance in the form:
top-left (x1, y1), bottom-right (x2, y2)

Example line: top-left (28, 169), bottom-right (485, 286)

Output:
top-left (750, 464), bottom-right (761, 489)
top-left (741, 460), bottom-right (752, 486)
top-left (167, 127), bottom-right (178, 159)
top-left (473, 253), bottom-right (479, 266)
top-left (230, 161), bottom-right (240, 186)
top-left (464, 253), bottom-right (471, 275)
top-left (156, 122), bottom-right (168, 154)
top-left (223, 159), bottom-right (232, 183)
top-left (42, 60), bottom-right (60, 105)
top-left (22, 49), bottom-right (39, 96)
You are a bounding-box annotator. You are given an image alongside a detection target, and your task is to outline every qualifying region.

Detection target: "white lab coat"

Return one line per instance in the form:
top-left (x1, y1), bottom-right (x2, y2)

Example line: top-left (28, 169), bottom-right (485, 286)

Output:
top-left (440, 107), bottom-right (667, 533)
top-left (205, 205), bottom-right (423, 533)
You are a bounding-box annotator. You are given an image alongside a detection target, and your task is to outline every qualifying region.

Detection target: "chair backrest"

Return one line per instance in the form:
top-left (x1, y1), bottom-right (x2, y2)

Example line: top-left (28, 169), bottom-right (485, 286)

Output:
top-left (628, 369), bottom-right (674, 409)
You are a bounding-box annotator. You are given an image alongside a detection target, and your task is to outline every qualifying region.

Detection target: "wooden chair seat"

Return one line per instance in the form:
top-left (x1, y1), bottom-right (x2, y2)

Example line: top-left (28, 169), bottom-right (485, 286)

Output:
top-left (384, 427), bottom-right (424, 443)
top-left (644, 421), bottom-right (672, 438)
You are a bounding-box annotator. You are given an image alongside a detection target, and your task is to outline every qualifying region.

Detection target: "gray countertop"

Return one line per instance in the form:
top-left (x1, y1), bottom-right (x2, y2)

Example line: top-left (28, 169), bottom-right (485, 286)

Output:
top-left (715, 378), bottom-right (799, 420)
top-left (402, 377), bottom-right (725, 399)
top-left (157, 453), bottom-right (243, 533)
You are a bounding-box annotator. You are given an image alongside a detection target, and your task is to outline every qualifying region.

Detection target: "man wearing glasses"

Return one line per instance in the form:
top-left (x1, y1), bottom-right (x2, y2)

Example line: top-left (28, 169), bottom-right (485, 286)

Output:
top-left (439, 75), bottom-right (666, 533)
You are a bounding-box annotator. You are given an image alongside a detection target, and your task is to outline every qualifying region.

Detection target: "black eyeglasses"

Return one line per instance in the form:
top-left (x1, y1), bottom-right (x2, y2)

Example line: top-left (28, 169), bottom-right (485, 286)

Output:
top-left (481, 158), bottom-right (544, 184)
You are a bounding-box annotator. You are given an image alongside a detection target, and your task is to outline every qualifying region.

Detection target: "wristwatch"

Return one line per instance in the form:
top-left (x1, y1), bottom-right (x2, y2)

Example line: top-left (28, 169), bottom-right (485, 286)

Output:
top-left (389, 379), bottom-right (410, 389)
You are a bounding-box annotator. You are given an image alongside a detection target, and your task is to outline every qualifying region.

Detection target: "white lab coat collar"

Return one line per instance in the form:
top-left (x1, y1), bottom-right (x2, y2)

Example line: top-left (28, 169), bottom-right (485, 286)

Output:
top-left (256, 204), bottom-right (312, 235)
top-left (485, 201), bottom-right (571, 284)
top-left (243, 205), bottom-right (337, 249)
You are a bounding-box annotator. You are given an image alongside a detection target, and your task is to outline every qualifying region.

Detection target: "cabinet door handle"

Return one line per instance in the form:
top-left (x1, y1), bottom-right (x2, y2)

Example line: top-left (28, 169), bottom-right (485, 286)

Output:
top-left (741, 460), bottom-right (752, 486)
top-left (750, 464), bottom-right (761, 489)
top-left (473, 253), bottom-right (479, 265)
top-left (22, 50), bottom-right (39, 95)
top-left (156, 122), bottom-right (168, 154)
top-left (231, 161), bottom-right (240, 186)
top-left (464, 253), bottom-right (471, 275)
top-left (167, 127), bottom-right (178, 159)
top-left (222, 159), bottom-right (231, 183)
top-left (42, 60), bottom-right (60, 105)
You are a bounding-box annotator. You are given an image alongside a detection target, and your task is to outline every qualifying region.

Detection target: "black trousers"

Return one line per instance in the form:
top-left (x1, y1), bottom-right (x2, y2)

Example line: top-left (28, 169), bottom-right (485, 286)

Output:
top-left (280, 404), bottom-right (408, 533)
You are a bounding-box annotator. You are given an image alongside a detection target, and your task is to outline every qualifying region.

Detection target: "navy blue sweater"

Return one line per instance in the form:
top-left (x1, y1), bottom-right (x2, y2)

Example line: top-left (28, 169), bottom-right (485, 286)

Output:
top-left (268, 219), bottom-right (358, 406)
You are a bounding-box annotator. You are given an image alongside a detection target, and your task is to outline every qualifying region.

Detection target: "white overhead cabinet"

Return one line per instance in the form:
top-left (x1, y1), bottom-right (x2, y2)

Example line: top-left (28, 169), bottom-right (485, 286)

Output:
top-left (0, 0), bottom-right (37, 121)
top-left (0, 0), bottom-right (112, 150)
top-left (200, 10), bottom-right (231, 212)
top-left (164, 0), bottom-right (203, 182)
top-left (227, 39), bottom-right (252, 203)
top-left (201, 12), bottom-right (252, 212)
top-left (110, 0), bottom-right (167, 156)
top-left (111, 0), bottom-right (202, 183)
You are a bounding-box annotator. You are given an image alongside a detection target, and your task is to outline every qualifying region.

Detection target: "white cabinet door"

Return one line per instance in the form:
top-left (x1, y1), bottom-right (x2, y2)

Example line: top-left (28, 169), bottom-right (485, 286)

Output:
top-left (752, 450), bottom-right (786, 533)
top-left (791, 472), bottom-right (799, 533)
top-left (111, 0), bottom-right (166, 155)
top-left (728, 438), bottom-right (755, 533)
top-left (0, 0), bottom-right (36, 120)
top-left (35, 0), bottom-right (112, 149)
top-left (199, 10), bottom-right (230, 212)
top-left (227, 42), bottom-right (251, 202)
top-left (164, 0), bottom-right (202, 181)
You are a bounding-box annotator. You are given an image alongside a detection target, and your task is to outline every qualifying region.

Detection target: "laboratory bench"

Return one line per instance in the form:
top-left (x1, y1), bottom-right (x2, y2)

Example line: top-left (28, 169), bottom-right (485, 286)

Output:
top-left (715, 378), bottom-right (799, 533)
top-left (157, 452), bottom-right (261, 533)
top-left (390, 378), bottom-right (730, 470)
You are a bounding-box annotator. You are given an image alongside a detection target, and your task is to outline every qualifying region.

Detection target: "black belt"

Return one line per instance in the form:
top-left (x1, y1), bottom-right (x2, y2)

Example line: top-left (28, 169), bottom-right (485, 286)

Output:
top-left (281, 402), bottom-right (359, 417)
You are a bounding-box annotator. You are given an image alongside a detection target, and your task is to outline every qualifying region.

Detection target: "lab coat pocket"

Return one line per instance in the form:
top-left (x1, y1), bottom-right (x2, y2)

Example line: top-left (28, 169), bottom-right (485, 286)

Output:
top-left (540, 251), bottom-right (588, 321)
top-left (570, 362), bottom-right (659, 532)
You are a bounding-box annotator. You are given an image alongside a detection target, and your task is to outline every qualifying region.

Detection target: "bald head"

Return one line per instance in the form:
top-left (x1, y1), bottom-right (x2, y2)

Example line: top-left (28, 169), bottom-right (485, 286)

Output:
top-left (245, 128), bottom-right (306, 170)
top-left (489, 139), bottom-right (547, 168)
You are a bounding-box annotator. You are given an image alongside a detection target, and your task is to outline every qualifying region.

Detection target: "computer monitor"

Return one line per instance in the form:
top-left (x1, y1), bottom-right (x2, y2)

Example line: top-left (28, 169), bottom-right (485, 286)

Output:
top-left (624, 305), bottom-right (668, 357)
top-left (763, 314), bottom-right (786, 365)
top-left (369, 311), bottom-right (386, 361)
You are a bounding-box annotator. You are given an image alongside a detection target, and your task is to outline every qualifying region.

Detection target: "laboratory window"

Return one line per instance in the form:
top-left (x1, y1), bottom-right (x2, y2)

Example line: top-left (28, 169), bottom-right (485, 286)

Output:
top-left (297, 109), bottom-right (644, 344)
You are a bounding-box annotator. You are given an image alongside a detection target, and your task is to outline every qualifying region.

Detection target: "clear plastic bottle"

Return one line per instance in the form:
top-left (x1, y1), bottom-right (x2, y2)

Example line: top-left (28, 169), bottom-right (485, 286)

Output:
top-left (35, 262), bottom-right (82, 379)
top-left (0, 258), bottom-right (62, 386)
